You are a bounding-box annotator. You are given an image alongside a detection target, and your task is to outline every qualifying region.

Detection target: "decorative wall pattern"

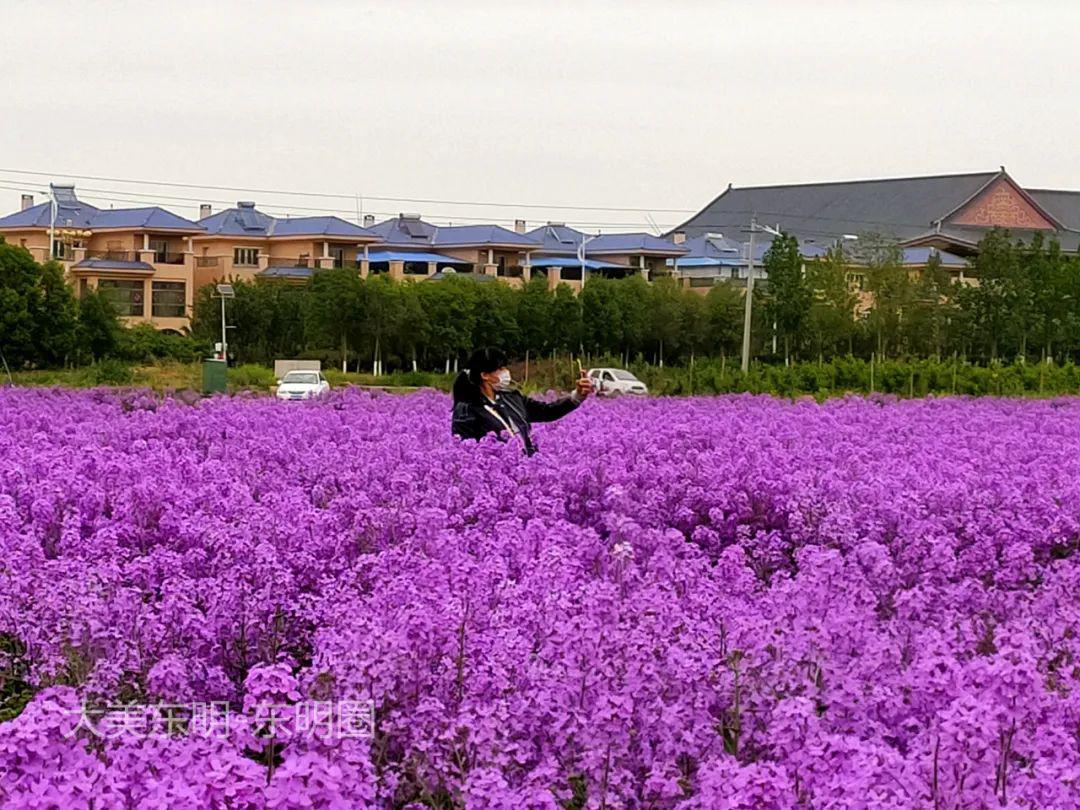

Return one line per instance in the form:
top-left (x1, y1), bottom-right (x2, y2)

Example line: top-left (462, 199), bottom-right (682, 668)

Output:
top-left (950, 179), bottom-right (1055, 229)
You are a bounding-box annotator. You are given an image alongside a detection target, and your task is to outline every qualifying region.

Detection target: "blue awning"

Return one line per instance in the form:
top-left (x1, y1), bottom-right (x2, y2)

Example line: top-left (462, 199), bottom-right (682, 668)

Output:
top-left (529, 256), bottom-right (631, 270)
top-left (365, 250), bottom-right (469, 264)
top-left (667, 257), bottom-right (743, 268)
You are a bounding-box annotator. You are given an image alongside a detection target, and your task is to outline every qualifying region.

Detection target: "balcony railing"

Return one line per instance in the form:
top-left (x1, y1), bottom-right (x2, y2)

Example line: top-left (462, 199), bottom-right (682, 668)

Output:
top-left (85, 249), bottom-right (136, 262)
top-left (152, 251), bottom-right (186, 265)
top-left (268, 256), bottom-right (311, 268)
top-left (195, 256), bottom-right (220, 268)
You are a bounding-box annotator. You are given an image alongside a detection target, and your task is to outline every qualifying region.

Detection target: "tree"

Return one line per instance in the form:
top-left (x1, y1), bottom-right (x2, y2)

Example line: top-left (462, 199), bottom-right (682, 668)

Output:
top-left (903, 253), bottom-right (954, 358)
top-left (76, 288), bottom-right (120, 363)
top-left (516, 275), bottom-right (553, 360)
top-left (0, 240), bottom-right (44, 368)
top-left (958, 229), bottom-right (1019, 360)
top-left (648, 277), bottom-right (686, 366)
top-left (805, 248), bottom-right (858, 359)
top-left (31, 260), bottom-right (79, 366)
top-left (857, 234), bottom-right (910, 358)
top-left (470, 279), bottom-right (520, 353)
top-left (703, 283), bottom-right (744, 359)
top-left (548, 282), bottom-right (582, 357)
top-left (416, 276), bottom-right (477, 373)
top-left (357, 275), bottom-right (407, 374)
top-left (762, 232), bottom-right (811, 363)
top-left (305, 268), bottom-right (364, 371)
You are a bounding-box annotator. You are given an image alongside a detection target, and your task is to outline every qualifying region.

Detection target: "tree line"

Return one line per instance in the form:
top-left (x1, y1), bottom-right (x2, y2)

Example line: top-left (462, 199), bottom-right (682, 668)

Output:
top-left (192, 227), bottom-right (1080, 372)
top-left (6, 227), bottom-right (1080, 375)
top-left (0, 239), bottom-right (205, 371)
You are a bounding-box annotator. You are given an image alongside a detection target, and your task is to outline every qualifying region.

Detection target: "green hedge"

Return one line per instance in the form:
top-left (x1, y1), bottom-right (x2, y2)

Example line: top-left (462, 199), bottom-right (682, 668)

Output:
top-left (629, 357), bottom-right (1080, 398)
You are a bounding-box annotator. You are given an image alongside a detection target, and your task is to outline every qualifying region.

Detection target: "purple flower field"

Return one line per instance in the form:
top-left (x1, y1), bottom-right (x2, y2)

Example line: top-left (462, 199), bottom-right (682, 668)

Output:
top-left (1, 388), bottom-right (1078, 808)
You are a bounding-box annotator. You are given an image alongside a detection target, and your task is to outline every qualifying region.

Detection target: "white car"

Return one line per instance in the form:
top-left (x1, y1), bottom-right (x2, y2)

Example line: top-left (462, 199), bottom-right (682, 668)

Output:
top-left (275, 370), bottom-right (330, 401)
top-left (588, 368), bottom-right (648, 397)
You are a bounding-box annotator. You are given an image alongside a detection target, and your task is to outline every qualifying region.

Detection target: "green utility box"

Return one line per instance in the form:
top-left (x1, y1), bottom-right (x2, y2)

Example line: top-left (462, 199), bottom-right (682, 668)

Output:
top-left (202, 359), bottom-right (228, 395)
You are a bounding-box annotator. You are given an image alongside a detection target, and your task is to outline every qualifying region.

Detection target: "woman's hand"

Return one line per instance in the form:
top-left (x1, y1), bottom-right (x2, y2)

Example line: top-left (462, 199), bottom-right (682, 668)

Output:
top-left (574, 371), bottom-right (594, 400)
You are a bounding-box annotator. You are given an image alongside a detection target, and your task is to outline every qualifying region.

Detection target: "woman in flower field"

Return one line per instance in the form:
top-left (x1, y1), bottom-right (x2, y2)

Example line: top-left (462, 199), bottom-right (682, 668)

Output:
top-left (451, 347), bottom-right (592, 455)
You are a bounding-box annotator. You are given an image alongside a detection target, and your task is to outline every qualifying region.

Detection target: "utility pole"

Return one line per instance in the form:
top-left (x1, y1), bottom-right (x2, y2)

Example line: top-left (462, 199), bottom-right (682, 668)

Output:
top-left (48, 185), bottom-right (57, 260)
top-left (740, 216), bottom-right (783, 373)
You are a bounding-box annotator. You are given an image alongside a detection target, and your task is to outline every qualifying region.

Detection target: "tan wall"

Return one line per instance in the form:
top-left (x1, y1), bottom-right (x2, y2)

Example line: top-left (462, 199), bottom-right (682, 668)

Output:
top-left (193, 237), bottom-right (265, 283)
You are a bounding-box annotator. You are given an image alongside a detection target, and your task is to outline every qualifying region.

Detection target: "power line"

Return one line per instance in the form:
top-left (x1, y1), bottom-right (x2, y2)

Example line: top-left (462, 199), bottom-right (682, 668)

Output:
top-left (0, 182), bottom-right (670, 230)
top-left (0, 167), bottom-right (696, 214)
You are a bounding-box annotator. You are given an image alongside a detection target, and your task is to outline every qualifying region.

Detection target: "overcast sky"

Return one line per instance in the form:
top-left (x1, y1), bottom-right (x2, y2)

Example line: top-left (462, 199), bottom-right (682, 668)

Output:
top-left (3, 0), bottom-right (1078, 231)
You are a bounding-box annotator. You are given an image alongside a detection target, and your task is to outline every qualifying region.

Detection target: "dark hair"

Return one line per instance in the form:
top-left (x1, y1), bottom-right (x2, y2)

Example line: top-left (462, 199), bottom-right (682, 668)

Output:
top-left (465, 347), bottom-right (507, 386)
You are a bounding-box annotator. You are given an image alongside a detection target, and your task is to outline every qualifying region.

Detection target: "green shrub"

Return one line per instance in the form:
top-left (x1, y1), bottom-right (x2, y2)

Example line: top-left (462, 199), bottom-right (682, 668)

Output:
top-left (229, 364), bottom-right (277, 390)
top-left (114, 324), bottom-right (210, 364)
top-left (91, 359), bottom-right (135, 386)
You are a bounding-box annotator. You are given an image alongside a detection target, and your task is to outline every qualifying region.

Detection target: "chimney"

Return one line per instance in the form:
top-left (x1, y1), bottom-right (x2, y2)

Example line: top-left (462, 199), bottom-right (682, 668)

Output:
top-left (20, 194), bottom-right (33, 211)
top-left (363, 214), bottom-right (375, 228)
top-left (199, 203), bottom-right (211, 219)
top-left (673, 231), bottom-right (686, 245)
top-left (514, 219), bottom-right (526, 234)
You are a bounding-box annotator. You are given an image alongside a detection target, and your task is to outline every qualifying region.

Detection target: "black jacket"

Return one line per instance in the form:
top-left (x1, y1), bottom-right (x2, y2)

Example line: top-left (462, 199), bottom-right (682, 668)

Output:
top-left (451, 372), bottom-right (580, 455)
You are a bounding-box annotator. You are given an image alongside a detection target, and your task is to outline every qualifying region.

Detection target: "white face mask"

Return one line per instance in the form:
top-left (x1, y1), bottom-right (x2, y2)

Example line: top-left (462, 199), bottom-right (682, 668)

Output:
top-left (494, 369), bottom-right (512, 391)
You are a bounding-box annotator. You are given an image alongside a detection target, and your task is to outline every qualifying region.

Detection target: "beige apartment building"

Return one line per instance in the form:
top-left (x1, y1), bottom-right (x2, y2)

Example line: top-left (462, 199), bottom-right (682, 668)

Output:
top-left (0, 185), bottom-right (696, 330)
top-left (0, 186), bottom-right (203, 331)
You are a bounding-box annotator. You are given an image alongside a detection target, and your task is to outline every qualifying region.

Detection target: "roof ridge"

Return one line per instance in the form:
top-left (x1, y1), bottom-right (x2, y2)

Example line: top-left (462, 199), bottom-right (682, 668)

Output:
top-left (726, 170), bottom-right (1001, 192)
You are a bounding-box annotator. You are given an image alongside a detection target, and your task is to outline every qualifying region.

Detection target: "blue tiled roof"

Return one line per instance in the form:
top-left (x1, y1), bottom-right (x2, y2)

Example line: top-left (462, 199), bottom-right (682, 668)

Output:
top-left (366, 250), bottom-right (468, 264)
top-left (270, 216), bottom-right (376, 238)
top-left (588, 232), bottom-right (688, 255)
top-left (199, 203), bottom-right (275, 236)
top-left (526, 224), bottom-right (687, 256)
top-left (667, 235), bottom-right (829, 267)
top-left (72, 258), bottom-right (154, 272)
top-left (0, 196), bottom-right (202, 232)
top-left (201, 203), bottom-right (376, 239)
top-left (0, 199), bottom-right (100, 229)
top-left (89, 207), bottom-right (203, 231)
top-left (432, 225), bottom-right (540, 248)
top-left (525, 224), bottom-right (589, 253)
top-left (367, 216), bottom-right (439, 246)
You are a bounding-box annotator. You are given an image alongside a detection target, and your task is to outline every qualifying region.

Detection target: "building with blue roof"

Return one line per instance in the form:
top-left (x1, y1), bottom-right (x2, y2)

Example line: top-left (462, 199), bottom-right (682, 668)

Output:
top-left (0, 184), bottom-right (205, 331)
top-left (358, 214), bottom-right (541, 284)
top-left (525, 223), bottom-right (687, 287)
top-left (192, 201), bottom-right (381, 288)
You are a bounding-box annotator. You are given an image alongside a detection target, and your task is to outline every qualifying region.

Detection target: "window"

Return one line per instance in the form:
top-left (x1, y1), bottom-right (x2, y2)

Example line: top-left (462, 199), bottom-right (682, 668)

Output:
top-left (98, 280), bottom-right (145, 317)
top-left (51, 239), bottom-right (74, 260)
top-left (150, 239), bottom-right (168, 263)
top-left (151, 281), bottom-right (186, 318)
top-left (234, 247), bottom-right (259, 266)
top-left (329, 246), bottom-right (345, 268)
top-left (298, 253), bottom-right (310, 268)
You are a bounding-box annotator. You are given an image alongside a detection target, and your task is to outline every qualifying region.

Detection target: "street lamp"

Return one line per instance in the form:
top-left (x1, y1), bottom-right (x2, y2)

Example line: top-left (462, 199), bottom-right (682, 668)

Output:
top-left (215, 283), bottom-right (235, 362)
top-left (578, 233), bottom-right (599, 287)
top-left (740, 217), bottom-right (783, 373)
